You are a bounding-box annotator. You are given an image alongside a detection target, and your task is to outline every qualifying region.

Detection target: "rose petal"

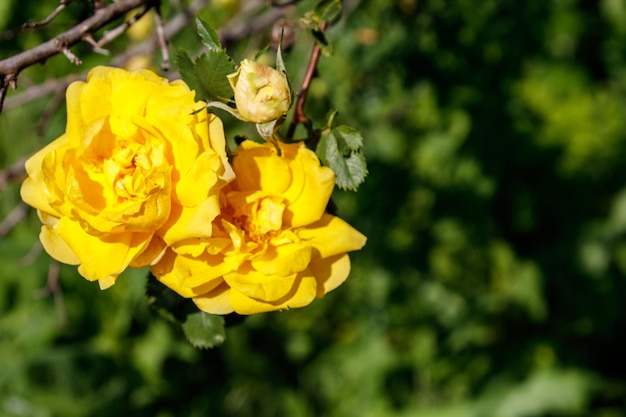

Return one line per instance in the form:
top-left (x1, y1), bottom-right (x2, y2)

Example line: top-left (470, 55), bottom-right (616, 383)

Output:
top-left (308, 253), bottom-right (352, 297)
top-left (158, 195), bottom-right (220, 245)
top-left (282, 145), bottom-right (335, 227)
top-left (250, 242), bottom-right (312, 276)
top-left (297, 213), bottom-right (367, 260)
top-left (228, 271), bottom-right (318, 314)
top-left (224, 263), bottom-right (298, 302)
top-left (54, 216), bottom-right (151, 281)
top-left (193, 282), bottom-right (235, 315)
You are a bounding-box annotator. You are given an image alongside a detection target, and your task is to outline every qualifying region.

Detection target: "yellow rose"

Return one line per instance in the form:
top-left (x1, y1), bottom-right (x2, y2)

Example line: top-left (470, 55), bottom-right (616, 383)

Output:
top-left (227, 59), bottom-right (291, 123)
top-left (21, 66), bottom-right (233, 289)
top-left (152, 140), bottom-right (367, 315)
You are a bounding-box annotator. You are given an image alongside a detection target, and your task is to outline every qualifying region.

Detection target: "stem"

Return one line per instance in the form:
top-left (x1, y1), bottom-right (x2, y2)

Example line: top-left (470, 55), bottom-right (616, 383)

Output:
top-left (286, 22), bottom-right (328, 140)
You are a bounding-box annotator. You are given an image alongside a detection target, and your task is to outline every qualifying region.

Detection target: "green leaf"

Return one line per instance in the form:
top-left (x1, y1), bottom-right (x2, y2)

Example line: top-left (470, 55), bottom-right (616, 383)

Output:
top-left (315, 0), bottom-right (342, 24)
top-left (300, 12), bottom-right (334, 56)
top-left (175, 50), bottom-right (235, 102)
top-left (317, 125), bottom-right (368, 190)
top-left (182, 312), bottom-right (226, 349)
top-left (194, 51), bottom-right (236, 101)
top-left (311, 26), bottom-right (333, 56)
top-left (196, 17), bottom-right (222, 52)
top-left (175, 50), bottom-right (200, 96)
top-left (276, 29), bottom-right (287, 75)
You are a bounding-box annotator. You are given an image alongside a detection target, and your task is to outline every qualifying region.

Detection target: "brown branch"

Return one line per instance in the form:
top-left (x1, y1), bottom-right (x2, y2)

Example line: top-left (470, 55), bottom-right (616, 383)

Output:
top-left (154, 8), bottom-right (170, 71)
top-left (33, 260), bottom-right (67, 328)
top-left (286, 22), bottom-right (328, 140)
top-left (0, 0), bottom-right (148, 112)
top-left (22, 0), bottom-right (80, 29)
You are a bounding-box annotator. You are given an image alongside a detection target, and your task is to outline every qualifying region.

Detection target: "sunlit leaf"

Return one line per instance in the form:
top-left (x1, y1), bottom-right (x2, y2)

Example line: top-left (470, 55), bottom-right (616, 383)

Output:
top-left (196, 17), bottom-right (222, 52)
top-left (182, 312), bottom-right (226, 349)
top-left (317, 125), bottom-right (367, 190)
top-left (315, 0), bottom-right (342, 24)
top-left (175, 50), bottom-right (235, 102)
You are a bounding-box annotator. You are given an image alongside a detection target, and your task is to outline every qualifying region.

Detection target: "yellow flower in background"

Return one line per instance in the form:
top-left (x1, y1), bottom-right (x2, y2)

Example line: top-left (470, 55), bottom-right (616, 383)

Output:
top-left (227, 59), bottom-right (291, 123)
top-left (152, 140), bottom-right (367, 315)
top-left (21, 66), bottom-right (233, 289)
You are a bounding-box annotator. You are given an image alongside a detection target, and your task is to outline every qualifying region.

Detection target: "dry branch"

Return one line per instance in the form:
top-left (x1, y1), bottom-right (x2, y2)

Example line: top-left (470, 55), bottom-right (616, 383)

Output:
top-left (0, 0), bottom-right (148, 111)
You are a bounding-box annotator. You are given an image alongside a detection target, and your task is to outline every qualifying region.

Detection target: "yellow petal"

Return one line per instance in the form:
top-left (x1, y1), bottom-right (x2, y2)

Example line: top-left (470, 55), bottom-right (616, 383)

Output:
top-left (229, 271), bottom-right (318, 314)
top-left (129, 235), bottom-right (167, 267)
top-left (151, 249), bottom-right (224, 297)
top-left (98, 276), bottom-right (118, 290)
top-left (224, 264), bottom-right (298, 302)
top-left (282, 145), bottom-right (335, 227)
top-left (193, 282), bottom-right (235, 315)
top-left (20, 135), bottom-right (70, 215)
top-left (250, 242), bottom-right (312, 276)
top-left (308, 254), bottom-right (352, 297)
top-left (39, 224), bottom-right (80, 265)
top-left (158, 195), bottom-right (220, 245)
top-left (297, 213), bottom-right (367, 260)
top-left (232, 141), bottom-right (292, 194)
top-left (176, 151), bottom-right (223, 207)
top-left (54, 216), bottom-right (151, 282)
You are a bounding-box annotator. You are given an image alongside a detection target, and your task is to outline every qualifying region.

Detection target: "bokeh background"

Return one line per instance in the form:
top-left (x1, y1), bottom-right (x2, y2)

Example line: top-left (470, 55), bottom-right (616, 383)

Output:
top-left (3, 0), bottom-right (626, 416)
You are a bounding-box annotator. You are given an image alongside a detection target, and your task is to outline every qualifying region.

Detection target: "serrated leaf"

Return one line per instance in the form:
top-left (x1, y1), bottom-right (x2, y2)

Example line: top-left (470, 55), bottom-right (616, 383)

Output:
top-left (176, 50), bottom-right (202, 97)
top-left (182, 312), bottom-right (226, 349)
top-left (176, 50), bottom-right (235, 103)
top-left (317, 126), bottom-right (368, 190)
top-left (194, 51), bottom-right (236, 101)
top-left (196, 17), bottom-right (222, 52)
top-left (315, 0), bottom-right (342, 24)
top-left (333, 125), bottom-right (363, 152)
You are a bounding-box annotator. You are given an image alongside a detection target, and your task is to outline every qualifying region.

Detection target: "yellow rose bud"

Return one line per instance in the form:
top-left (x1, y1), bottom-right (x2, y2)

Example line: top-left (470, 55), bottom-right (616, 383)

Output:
top-left (151, 140), bottom-right (367, 315)
top-left (227, 59), bottom-right (291, 123)
top-left (21, 66), bottom-right (233, 289)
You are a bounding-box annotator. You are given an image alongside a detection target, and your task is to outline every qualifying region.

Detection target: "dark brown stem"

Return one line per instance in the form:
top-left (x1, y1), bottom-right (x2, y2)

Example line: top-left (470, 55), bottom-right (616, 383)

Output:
top-left (286, 22), bottom-right (328, 141)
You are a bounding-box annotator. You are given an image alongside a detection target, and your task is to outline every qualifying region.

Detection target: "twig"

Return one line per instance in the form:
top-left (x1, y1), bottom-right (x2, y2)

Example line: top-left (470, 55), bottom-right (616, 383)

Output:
top-left (22, 0), bottom-right (79, 29)
top-left (0, 202), bottom-right (29, 239)
top-left (95, 5), bottom-right (151, 51)
top-left (286, 22), bottom-right (328, 140)
top-left (0, 0), bottom-right (148, 112)
top-left (33, 260), bottom-right (67, 328)
top-left (154, 8), bottom-right (170, 71)
top-left (0, 155), bottom-right (28, 191)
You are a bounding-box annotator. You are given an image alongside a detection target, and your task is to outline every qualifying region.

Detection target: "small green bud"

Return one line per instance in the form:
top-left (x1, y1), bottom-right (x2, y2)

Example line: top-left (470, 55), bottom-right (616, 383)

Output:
top-left (227, 59), bottom-right (291, 123)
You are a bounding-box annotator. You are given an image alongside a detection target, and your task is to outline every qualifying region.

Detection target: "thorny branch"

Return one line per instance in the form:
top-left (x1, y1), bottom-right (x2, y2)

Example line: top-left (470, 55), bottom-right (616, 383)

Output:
top-left (286, 22), bottom-right (328, 141)
top-left (0, 0), bottom-right (148, 112)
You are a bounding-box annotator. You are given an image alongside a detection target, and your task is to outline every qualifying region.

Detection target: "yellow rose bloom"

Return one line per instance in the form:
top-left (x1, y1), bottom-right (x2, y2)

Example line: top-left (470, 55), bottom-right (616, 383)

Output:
top-left (152, 140), bottom-right (367, 315)
top-left (21, 66), bottom-right (233, 289)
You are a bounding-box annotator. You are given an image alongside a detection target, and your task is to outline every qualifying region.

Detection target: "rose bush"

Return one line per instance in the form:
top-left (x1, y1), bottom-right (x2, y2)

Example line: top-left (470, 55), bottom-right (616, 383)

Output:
top-left (21, 66), bottom-right (233, 289)
top-left (152, 140), bottom-right (367, 315)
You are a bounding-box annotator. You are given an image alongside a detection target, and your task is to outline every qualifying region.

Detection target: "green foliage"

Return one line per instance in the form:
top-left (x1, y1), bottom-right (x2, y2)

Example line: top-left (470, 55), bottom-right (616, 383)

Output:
top-left (317, 120), bottom-right (367, 190)
top-left (182, 312), bottom-right (225, 350)
top-left (176, 50), bottom-right (235, 103)
top-left (4, 0), bottom-right (626, 416)
top-left (195, 17), bottom-right (222, 52)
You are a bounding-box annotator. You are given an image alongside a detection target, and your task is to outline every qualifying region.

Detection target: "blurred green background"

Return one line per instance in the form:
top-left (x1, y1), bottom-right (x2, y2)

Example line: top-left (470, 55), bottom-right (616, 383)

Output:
top-left (3, 0), bottom-right (626, 416)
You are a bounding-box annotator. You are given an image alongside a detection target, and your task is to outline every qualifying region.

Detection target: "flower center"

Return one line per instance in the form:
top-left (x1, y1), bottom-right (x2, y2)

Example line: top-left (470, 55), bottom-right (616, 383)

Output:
top-left (232, 196), bottom-right (286, 243)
